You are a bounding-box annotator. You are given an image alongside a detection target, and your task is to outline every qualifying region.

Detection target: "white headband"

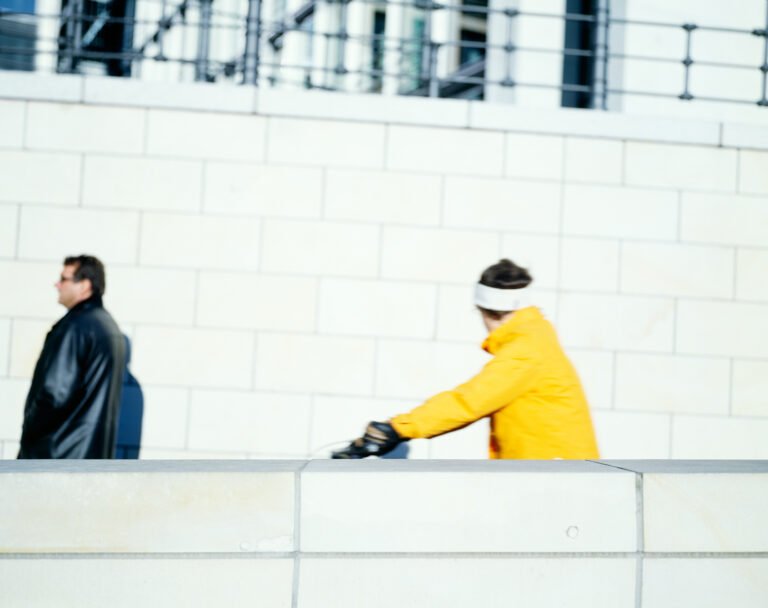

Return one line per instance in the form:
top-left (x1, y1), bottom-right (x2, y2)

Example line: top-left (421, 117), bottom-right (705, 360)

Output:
top-left (474, 283), bottom-right (530, 311)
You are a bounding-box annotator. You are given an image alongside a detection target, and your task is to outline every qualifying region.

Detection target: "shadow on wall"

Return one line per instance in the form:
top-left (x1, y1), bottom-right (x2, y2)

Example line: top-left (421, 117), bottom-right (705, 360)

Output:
top-left (115, 335), bottom-right (143, 459)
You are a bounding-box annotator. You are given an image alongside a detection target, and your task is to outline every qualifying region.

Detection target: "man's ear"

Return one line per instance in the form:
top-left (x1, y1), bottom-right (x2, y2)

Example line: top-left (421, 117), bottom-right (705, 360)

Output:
top-left (79, 278), bottom-right (94, 298)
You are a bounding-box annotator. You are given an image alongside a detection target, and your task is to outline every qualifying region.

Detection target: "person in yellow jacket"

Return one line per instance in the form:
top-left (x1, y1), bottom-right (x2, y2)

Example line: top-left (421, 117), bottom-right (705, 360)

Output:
top-left (332, 258), bottom-right (599, 460)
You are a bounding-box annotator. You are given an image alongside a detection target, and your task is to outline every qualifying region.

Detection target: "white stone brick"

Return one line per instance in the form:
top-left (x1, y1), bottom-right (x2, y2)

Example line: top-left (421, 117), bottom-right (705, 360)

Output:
top-left (203, 162), bottom-right (323, 218)
top-left (0, 72), bottom-right (82, 102)
top-left (324, 169), bottom-right (442, 226)
top-left (615, 353), bottom-right (730, 415)
top-left (470, 100), bottom-right (719, 145)
top-left (26, 102), bottom-right (145, 154)
top-left (738, 149), bottom-right (768, 194)
top-left (300, 557), bottom-right (634, 608)
top-left (0, 205), bottom-right (17, 258)
top-left (197, 272), bottom-right (316, 331)
top-left (301, 463), bottom-right (637, 552)
top-left (9, 319), bottom-right (57, 379)
top-left (428, 417), bottom-right (489, 459)
top-left (387, 125), bottom-right (504, 176)
top-left (737, 248), bottom-right (768, 302)
top-left (0, 100), bottom-right (24, 147)
top-left (317, 278), bottom-right (436, 339)
top-left (498, 234), bottom-right (560, 289)
top-left (82, 155), bottom-right (202, 212)
top-left (18, 206), bottom-right (140, 265)
top-left (505, 133), bottom-right (563, 180)
top-left (0, 261), bottom-right (62, 319)
top-left (559, 294), bottom-right (675, 352)
top-left (621, 242), bottom-right (734, 298)
top-left (644, 559), bottom-right (768, 608)
top-left (140, 213), bottom-right (260, 271)
top-left (671, 415), bottom-right (768, 459)
top-left (644, 470), bottom-right (768, 550)
top-left (591, 411), bottom-right (671, 458)
top-left (681, 192), bottom-right (768, 247)
top-left (376, 339), bottom-right (490, 400)
top-left (147, 110), bottom-right (266, 161)
top-left (677, 300), bottom-right (768, 357)
top-left (261, 220), bottom-right (379, 278)
top-left (83, 76), bottom-right (256, 113)
top-left (140, 386), bottom-right (189, 449)
top-left (444, 176), bottom-right (561, 233)
top-left (568, 350), bottom-right (614, 410)
top-left (106, 266), bottom-right (196, 326)
top-left (1, 440), bottom-right (20, 459)
top-left (0, 318), bottom-right (9, 376)
top-left (625, 142), bottom-right (737, 191)
top-left (732, 360), bottom-right (768, 417)
top-left (0, 467), bottom-right (296, 552)
top-left (257, 87), bottom-right (469, 127)
top-left (435, 284), bottom-right (490, 343)
top-left (563, 184), bottom-right (678, 240)
top-left (139, 447), bottom-right (251, 459)
top-left (309, 395), bottom-right (416, 457)
top-left (381, 226), bottom-right (499, 284)
top-left (0, 150), bottom-right (81, 205)
top-left (132, 327), bottom-right (255, 389)
top-left (560, 238), bottom-right (619, 292)
top-left (267, 117), bottom-right (385, 168)
top-left (0, 378), bottom-right (27, 440)
top-left (188, 390), bottom-right (311, 455)
top-left (255, 333), bottom-right (375, 395)
top-left (0, 559), bottom-right (293, 608)
top-left (564, 137), bottom-right (623, 184)
top-left (722, 122), bottom-right (768, 150)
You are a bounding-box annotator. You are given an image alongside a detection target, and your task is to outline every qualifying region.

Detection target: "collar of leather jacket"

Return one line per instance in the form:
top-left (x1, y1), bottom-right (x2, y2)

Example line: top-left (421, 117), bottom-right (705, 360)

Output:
top-left (67, 295), bottom-right (104, 315)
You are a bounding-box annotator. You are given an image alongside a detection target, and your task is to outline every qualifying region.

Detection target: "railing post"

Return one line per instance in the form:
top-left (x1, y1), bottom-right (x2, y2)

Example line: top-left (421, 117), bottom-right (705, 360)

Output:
top-left (757, 0), bottom-right (768, 106)
top-left (243, 0), bottom-right (262, 85)
top-left (679, 22), bottom-right (696, 101)
top-left (501, 7), bottom-right (517, 87)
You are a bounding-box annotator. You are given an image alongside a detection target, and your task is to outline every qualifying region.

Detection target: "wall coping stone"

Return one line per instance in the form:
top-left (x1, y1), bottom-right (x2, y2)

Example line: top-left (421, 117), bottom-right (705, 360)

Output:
top-left (3, 72), bottom-right (768, 150)
top-left (1, 459), bottom-right (766, 474)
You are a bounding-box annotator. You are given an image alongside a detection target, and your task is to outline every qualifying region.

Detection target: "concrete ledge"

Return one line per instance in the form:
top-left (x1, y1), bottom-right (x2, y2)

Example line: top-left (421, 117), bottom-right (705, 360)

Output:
top-left (1, 460), bottom-right (766, 607)
top-left (4, 73), bottom-right (768, 148)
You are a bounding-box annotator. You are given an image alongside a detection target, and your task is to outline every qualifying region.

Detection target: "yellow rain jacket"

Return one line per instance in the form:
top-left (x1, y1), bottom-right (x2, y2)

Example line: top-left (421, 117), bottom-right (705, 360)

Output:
top-left (390, 307), bottom-right (599, 459)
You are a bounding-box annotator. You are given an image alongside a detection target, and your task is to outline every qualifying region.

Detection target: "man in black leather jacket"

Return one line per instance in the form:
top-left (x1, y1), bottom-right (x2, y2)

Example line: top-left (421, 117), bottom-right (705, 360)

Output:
top-left (18, 255), bottom-right (126, 459)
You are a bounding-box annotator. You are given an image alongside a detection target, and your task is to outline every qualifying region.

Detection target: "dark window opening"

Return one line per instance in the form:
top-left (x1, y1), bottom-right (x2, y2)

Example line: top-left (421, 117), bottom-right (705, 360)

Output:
top-left (459, 28), bottom-right (485, 67)
top-left (561, 0), bottom-right (596, 108)
top-left (57, 0), bottom-right (137, 76)
top-left (370, 9), bottom-right (385, 92)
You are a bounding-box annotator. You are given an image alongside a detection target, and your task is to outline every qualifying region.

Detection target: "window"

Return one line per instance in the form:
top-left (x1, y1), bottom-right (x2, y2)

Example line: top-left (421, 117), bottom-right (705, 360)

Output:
top-left (561, 0), bottom-right (597, 108)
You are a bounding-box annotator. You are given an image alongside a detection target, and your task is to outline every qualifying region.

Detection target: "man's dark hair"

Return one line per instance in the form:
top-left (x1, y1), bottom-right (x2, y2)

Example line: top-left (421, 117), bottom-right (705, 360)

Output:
top-left (477, 258), bottom-right (533, 320)
top-left (64, 255), bottom-right (106, 297)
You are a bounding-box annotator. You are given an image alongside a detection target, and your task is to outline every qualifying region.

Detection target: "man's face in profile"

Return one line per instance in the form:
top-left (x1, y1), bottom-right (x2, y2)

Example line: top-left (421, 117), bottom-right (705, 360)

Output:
top-left (55, 264), bottom-right (91, 309)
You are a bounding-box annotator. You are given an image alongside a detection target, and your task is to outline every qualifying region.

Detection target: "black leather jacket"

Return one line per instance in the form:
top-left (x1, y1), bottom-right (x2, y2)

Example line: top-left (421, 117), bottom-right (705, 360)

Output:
top-left (19, 296), bottom-right (126, 459)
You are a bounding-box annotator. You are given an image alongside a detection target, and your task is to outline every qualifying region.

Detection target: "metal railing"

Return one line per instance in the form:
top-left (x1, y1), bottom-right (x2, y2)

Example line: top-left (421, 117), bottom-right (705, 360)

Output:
top-left (1, 0), bottom-right (767, 109)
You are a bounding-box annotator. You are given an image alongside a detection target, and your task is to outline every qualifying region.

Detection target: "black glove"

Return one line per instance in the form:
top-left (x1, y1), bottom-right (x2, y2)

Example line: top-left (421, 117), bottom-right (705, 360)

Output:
top-left (331, 421), bottom-right (404, 459)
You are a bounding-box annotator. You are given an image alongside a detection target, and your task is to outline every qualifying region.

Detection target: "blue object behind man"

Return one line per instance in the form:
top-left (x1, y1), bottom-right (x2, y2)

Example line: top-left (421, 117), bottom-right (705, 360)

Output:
top-left (115, 335), bottom-right (144, 459)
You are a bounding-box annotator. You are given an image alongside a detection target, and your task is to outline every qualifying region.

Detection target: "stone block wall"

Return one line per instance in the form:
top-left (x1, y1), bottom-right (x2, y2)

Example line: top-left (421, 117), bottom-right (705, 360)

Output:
top-left (0, 72), bottom-right (767, 459)
top-left (0, 460), bottom-right (766, 607)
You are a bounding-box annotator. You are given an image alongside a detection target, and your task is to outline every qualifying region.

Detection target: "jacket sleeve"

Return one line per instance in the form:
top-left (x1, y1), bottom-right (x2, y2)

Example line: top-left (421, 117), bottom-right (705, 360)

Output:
top-left (26, 327), bottom-right (83, 412)
top-left (389, 345), bottom-right (541, 440)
